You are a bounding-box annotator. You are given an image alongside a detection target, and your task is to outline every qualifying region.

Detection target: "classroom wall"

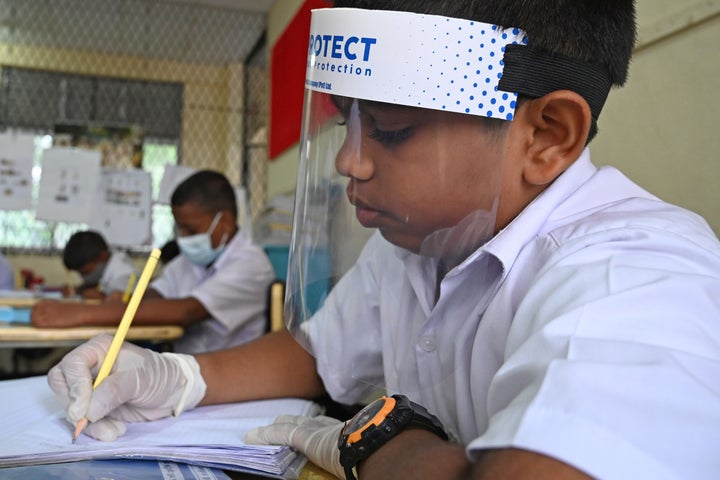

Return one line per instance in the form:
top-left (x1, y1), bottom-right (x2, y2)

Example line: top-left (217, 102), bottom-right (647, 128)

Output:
top-left (591, 2), bottom-right (720, 237)
top-left (0, 46), bottom-right (244, 181)
top-left (266, 1), bottom-right (720, 235)
top-left (0, 46), bottom-right (237, 284)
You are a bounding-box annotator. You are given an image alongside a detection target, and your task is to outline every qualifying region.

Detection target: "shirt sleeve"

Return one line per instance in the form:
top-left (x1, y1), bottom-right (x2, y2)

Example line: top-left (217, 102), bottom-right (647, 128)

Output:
top-left (100, 252), bottom-right (139, 294)
top-left (149, 255), bottom-right (184, 298)
top-left (191, 244), bottom-right (275, 332)
top-left (467, 233), bottom-right (720, 480)
top-left (307, 232), bottom-right (388, 405)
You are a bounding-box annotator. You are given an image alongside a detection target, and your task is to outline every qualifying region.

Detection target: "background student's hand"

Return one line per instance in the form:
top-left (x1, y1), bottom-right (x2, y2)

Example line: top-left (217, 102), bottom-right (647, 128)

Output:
top-left (103, 291), bottom-right (125, 303)
top-left (47, 334), bottom-right (206, 441)
top-left (246, 414), bottom-right (346, 479)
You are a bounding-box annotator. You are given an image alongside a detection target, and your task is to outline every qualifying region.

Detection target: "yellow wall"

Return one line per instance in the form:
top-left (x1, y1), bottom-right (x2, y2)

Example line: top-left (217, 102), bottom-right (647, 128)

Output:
top-left (266, 1), bottom-right (720, 235)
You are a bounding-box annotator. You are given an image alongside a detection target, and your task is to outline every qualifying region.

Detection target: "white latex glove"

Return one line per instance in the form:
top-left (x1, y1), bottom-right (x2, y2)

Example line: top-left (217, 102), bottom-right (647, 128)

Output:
top-left (47, 333), bottom-right (206, 442)
top-left (246, 414), bottom-right (346, 480)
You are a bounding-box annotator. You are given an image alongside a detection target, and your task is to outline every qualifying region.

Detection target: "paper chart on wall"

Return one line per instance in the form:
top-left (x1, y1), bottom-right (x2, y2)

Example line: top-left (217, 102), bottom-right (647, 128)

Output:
top-left (89, 168), bottom-right (153, 247)
top-left (36, 147), bottom-right (102, 223)
top-left (0, 132), bottom-right (37, 211)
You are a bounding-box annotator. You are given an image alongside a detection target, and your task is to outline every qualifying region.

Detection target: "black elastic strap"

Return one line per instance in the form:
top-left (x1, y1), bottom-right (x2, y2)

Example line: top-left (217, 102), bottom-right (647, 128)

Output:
top-left (498, 44), bottom-right (612, 120)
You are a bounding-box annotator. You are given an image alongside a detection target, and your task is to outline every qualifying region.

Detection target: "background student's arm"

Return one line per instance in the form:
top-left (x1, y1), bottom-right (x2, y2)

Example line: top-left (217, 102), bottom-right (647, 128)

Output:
top-left (31, 289), bottom-right (210, 328)
top-left (358, 431), bottom-right (591, 480)
top-left (197, 330), bottom-right (326, 405)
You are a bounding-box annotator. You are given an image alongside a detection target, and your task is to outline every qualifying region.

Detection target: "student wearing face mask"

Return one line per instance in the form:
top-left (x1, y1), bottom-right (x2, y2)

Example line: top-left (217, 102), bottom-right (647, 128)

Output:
top-left (31, 170), bottom-right (275, 354)
top-left (61, 230), bottom-right (139, 301)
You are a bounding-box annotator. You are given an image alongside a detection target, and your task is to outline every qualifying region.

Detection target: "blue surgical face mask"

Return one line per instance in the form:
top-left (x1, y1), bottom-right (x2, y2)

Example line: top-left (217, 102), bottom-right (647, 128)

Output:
top-left (176, 212), bottom-right (228, 267)
top-left (81, 261), bottom-right (107, 286)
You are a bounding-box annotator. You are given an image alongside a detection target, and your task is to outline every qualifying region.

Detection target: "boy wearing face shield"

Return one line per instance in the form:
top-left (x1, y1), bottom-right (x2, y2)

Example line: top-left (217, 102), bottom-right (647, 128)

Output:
top-left (61, 230), bottom-right (139, 301)
top-left (32, 170), bottom-right (275, 355)
top-left (46, 1), bottom-right (720, 479)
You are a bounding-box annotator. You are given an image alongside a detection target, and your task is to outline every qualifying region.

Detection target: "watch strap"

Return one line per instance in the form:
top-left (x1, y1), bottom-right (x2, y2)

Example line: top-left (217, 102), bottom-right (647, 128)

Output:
top-left (339, 395), bottom-right (448, 480)
top-left (405, 398), bottom-right (450, 441)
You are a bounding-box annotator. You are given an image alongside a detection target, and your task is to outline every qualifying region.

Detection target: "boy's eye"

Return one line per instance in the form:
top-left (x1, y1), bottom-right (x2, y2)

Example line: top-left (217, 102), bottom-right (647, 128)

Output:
top-left (368, 126), bottom-right (413, 146)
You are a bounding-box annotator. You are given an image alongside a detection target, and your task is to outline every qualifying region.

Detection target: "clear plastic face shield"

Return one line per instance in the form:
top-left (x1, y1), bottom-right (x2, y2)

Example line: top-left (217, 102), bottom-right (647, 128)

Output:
top-left (286, 8), bottom-right (528, 393)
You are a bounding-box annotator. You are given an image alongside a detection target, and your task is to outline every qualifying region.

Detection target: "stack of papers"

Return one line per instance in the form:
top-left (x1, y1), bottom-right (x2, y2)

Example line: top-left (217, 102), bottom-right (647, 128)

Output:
top-left (0, 376), bottom-right (322, 479)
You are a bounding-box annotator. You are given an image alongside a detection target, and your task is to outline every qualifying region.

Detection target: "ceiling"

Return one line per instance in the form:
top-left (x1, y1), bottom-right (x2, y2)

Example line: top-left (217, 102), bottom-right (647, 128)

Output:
top-left (168, 0), bottom-right (277, 13)
top-left (0, 0), bottom-right (274, 65)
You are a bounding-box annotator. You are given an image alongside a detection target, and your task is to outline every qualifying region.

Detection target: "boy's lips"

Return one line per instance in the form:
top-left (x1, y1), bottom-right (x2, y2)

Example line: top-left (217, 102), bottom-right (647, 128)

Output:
top-left (347, 189), bottom-right (382, 227)
top-left (355, 204), bottom-right (382, 227)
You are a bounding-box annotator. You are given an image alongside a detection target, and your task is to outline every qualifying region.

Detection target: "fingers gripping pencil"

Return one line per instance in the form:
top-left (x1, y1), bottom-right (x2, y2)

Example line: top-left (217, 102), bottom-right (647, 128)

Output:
top-left (72, 248), bottom-right (161, 443)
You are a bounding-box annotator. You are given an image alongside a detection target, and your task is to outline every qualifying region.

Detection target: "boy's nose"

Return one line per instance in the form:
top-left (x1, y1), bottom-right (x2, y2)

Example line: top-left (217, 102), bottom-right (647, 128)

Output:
top-left (335, 119), bottom-right (375, 181)
top-left (335, 138), bottom-right (375, 181)
top-left (334, 99), bottom-right (374, 181)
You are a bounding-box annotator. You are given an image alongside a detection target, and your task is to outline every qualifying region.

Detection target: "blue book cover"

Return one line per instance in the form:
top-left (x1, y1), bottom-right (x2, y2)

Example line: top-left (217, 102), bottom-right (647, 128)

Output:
top-left (0, 459), bottom-right (232, 480)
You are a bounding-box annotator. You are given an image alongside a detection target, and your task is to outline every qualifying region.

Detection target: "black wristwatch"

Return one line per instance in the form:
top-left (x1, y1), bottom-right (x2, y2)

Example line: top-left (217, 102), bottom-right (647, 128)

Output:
top-left (337, 394), bottom-right (449, 480)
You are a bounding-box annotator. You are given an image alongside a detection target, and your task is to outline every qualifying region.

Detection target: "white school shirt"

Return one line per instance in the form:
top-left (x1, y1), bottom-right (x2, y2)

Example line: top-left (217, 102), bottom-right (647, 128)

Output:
top-left (307, 149), bottom-right (720, 479)
top-left (98, 250), bottom-right (138, 295)
top-left (151, 230), bottom-right (275, 354)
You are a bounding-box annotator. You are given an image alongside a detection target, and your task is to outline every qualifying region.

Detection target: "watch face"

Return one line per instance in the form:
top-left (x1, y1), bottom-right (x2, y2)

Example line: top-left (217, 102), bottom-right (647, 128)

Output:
top-left (344, 396), bottom-right (391, 435)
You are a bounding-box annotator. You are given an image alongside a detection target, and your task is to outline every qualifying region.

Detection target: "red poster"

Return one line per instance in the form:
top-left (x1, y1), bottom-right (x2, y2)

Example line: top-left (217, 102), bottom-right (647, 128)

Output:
top-left (269, 0), bottom-right (330, 160)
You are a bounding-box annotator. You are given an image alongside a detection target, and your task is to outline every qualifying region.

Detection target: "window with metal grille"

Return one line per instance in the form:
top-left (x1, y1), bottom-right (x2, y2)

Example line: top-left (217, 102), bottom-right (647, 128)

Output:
top-left (0, 67), bottom-right (182, 252)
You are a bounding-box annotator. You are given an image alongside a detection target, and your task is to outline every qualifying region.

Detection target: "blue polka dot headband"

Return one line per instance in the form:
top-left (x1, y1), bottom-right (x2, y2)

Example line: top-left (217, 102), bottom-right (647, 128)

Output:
top-left (305, 8), bottom-right (611, 122)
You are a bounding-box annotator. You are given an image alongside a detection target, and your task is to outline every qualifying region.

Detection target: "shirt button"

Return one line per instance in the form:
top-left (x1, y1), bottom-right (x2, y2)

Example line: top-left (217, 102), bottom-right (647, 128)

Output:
top-left (420, 336), bottom-right (436, 352)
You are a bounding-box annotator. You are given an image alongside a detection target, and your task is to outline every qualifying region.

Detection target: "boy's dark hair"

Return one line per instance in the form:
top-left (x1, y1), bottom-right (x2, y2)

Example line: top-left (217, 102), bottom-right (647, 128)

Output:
top-left (63, 230), bottom-right (108, 270)
top-left (171, 169), bottom-right (237, 217)
top-left (333, 0), bottom-right (637, 142)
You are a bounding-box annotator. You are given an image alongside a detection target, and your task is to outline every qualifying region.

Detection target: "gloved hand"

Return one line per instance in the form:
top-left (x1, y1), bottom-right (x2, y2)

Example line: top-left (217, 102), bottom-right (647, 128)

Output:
top-left (246, 415), bottom-right (346, 480)
top-left (47, 333), bottom-right (206, 442)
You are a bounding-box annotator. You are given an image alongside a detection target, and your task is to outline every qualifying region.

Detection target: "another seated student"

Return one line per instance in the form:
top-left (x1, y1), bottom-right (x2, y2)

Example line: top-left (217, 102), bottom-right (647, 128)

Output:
top-left (47, 2), bottom-right (720, 479)
top-left (32, 170), bottom-right (275, 354)
top-left (62, 230), bottom-right (138, 302)
top-left (0, 252), bottom-right (15, 290)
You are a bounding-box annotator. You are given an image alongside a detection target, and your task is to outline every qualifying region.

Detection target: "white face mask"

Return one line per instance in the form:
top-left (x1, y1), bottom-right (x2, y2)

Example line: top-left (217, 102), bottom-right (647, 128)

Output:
top-left (176, 212), bottom-right (228, 267)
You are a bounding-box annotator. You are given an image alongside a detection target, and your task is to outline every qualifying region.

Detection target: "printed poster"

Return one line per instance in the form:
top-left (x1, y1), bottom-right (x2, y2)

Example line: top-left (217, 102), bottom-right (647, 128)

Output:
top-left (90, 168), bottom-right (152, 247)
top-left (36, 147), bottom-right (102, 223)
top-left (0, 132), bottom-right (36, 211)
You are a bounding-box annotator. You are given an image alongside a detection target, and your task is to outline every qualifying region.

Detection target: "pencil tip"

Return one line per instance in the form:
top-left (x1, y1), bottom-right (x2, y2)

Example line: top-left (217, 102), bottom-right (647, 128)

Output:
top-left (73, 417), bottom-right (88, 443)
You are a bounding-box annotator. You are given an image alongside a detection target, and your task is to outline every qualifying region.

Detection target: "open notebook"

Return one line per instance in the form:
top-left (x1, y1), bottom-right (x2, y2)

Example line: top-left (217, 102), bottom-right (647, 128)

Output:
top-left (0, 375), bottom-right (322, 479)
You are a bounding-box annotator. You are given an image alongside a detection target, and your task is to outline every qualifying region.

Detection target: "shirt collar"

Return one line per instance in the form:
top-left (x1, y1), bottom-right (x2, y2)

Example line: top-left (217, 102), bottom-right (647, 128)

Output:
top-left (482, 148), bottom-right (596, 273)
top-left (391, 149), bottom-right (596, 278)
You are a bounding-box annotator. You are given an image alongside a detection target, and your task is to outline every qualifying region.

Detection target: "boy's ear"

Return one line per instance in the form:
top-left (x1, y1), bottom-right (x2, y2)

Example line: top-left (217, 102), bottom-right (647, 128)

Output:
top-left (517, 90), bottom-right (591, 186)
top-left (219, 209), bottom-right (237, 230)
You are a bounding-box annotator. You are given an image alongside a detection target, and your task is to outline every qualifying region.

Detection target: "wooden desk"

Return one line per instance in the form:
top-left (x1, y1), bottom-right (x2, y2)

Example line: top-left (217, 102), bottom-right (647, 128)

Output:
top-left (0, 296), bottom-right (101, 308)
top-left (0, 325), bottom-right (184, 348)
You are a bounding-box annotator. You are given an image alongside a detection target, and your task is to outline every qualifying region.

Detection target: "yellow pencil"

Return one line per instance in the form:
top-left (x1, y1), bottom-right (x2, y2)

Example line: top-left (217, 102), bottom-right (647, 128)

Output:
top-left (72, 248), bottom-right (161, 443)
top-left (121, 273), bottom-right (137, 303)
